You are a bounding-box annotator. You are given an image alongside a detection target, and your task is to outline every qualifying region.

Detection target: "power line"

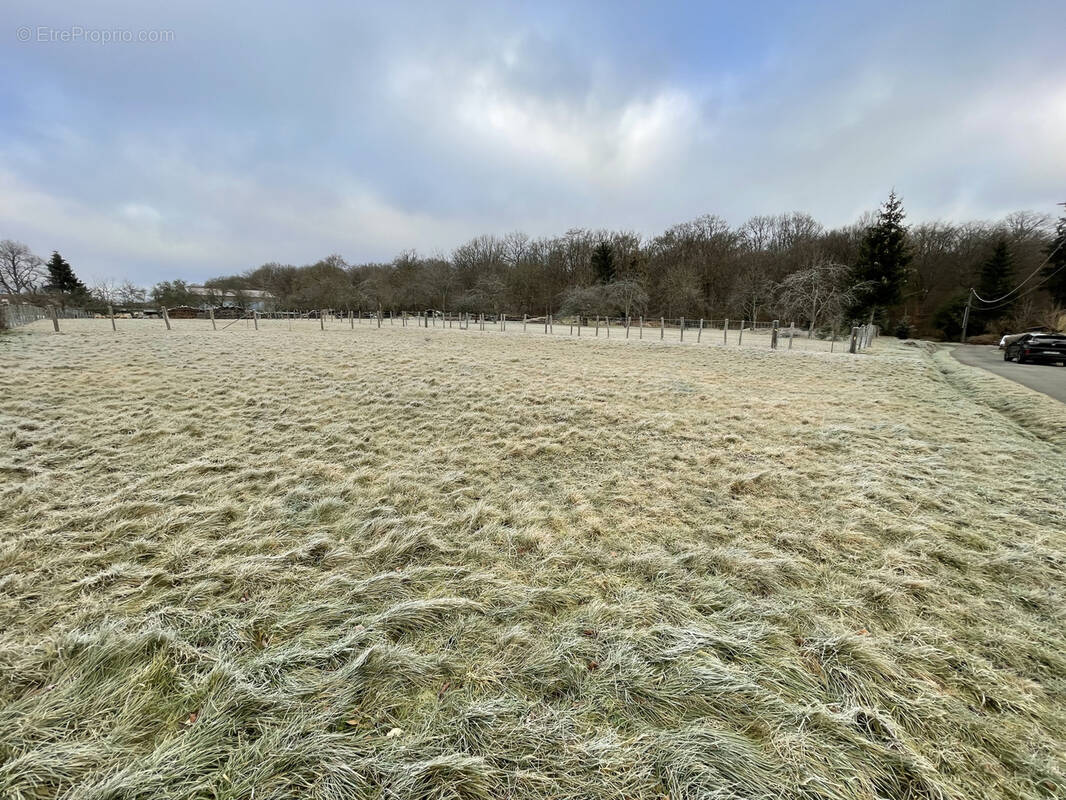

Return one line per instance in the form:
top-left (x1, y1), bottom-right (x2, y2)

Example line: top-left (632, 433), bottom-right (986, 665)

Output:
top-left (973, 257), bottom-right (1066, 312)
top-left (959, 204), bottom-right (1064, 343)
top-left (970, 237), bottom-right (1064, 306)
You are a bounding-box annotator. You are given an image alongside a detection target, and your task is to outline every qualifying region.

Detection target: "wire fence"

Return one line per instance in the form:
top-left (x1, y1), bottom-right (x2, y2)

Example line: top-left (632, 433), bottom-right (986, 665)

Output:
top-left (7, 304), bottom-right (880, 353)
top-left (0, 302), bottom-right (95, 330)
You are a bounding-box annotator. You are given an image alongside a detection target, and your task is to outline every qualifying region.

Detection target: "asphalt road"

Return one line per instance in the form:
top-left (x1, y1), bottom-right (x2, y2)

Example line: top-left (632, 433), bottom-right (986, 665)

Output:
top-left (952, 344), bottom-right (1066, 404)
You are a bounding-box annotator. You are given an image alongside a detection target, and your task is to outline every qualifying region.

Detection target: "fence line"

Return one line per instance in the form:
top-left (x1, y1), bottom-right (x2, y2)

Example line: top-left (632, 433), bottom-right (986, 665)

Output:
top-left (7, 304), bottom-right (880, 354)
top-left (0, 302), bottom-right (96, 330)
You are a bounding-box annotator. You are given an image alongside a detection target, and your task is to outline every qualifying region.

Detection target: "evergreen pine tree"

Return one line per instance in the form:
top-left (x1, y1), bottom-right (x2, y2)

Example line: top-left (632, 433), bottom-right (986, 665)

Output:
top-left (591, 241), bottom-right (615, 284)
top-left (849, 191), bottom-right (911, 323)
top-left (974, 239), bottom-right (1014, 332)
top-left (1044, 210), bottom-right (1066, 307)
top-left (43, 251), bottom-right (88, 296)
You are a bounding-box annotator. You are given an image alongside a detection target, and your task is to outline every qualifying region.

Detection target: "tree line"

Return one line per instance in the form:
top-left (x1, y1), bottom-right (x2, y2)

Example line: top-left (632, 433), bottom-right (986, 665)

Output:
top-left (4, 194), bottom-right (1064, 339)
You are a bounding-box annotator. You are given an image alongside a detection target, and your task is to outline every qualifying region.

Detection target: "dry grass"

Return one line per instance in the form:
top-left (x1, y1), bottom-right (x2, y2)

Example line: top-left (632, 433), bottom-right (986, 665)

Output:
top-left (1, 321), bottom-right (1064, 800)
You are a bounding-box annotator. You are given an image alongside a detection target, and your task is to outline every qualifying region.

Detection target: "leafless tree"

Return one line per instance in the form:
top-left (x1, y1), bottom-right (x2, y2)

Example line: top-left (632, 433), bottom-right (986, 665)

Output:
top-left (423, 257), bottom-right (455, 313)
top-left (605, 279), bottom-right (649, 319)
top-left (117, 280), bottom-right (147, 305)
top-left (775, 259), bottom-right (858, 335)
top-left (658, 263), bottom-right (702, 318)
top-left (91, 278), bottom-right (120, 304)
top-left (0, 240), bottom-right (44, 294)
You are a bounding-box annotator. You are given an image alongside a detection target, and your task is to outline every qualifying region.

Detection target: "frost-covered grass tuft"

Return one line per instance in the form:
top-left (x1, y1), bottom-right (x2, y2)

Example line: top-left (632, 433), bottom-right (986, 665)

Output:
top-left (1, 320), bottom-right (1065, 799)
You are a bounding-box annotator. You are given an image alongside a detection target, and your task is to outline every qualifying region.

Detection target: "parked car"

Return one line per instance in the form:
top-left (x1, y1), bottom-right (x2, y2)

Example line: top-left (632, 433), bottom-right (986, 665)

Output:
top-left (998, 334), bottom-right (1014, 348)
top-left (1003, 333), bottom-right (1066, 365)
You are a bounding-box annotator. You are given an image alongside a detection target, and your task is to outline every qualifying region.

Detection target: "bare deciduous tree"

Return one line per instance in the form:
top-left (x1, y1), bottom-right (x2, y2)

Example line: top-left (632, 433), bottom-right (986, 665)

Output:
top-left (91, 278), bottom-right (121, 305)
top-left (117, 280), bottom-right (147, 305)
top-left (775, 260), bottom-right (858, 335)
top-left (0, 240), bottom-right (44, 295)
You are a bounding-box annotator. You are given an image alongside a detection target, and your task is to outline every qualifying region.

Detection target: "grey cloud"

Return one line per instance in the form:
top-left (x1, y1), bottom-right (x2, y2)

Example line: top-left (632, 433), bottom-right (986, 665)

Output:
top-left (1, 0), bottom-right (1063, 285)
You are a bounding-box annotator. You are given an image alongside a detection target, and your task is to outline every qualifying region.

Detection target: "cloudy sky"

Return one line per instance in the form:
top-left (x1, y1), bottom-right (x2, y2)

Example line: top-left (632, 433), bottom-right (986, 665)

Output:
top-left (3, 0), bottom-right (1064, 285)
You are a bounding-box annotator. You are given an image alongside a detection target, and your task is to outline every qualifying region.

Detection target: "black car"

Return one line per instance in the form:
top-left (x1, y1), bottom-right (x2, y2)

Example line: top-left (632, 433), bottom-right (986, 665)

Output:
top-left (1003, 333), bottom-right (1066, 365)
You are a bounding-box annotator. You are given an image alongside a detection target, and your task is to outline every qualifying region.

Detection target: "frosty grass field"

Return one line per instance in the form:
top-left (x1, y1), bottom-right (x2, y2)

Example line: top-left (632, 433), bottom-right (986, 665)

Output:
top-left (1, 319), bottom-right (1064, 800)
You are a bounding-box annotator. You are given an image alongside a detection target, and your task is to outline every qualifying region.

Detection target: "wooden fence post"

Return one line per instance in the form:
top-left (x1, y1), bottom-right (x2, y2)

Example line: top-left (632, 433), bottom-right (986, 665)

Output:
top-left (770, 319), bottom-right (779, 349)
top-left (253, 311), bottom-right (259, 330)
top-left (162, 307), bottom-right (171, 331)
top-left (108, 304), bottom-right (116, 332)
top-left (639, 316), bottom-right (643, 339)
top-left (738, 320), bottom-right (744, 346)
top-left (697, 318), bottom-right (703, 343)
top-left (208, 306), bottom-right (217, 330)
top-left (722, 318), bottom-right (727, 345)
top-left (849, 326), bottom-right (859, 353)
top-left (680, 316), bottom-right (685, 341)
top-left (626, 316), bottom-right (631, 339)
top-left (788, 321), bottom-right (794, 350)
top-left (50, 305), bottom-right (60, 332)
top-left (577, 315), bottom-right (581, 336)
top-left (549, 314), bottom-right (553, 334)
top-left (660, 317), bottom-right (664, 340)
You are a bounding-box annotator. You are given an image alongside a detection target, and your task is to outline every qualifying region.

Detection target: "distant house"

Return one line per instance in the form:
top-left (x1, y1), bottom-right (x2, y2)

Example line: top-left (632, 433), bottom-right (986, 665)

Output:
top-left (187, 285), bottom-right (276, 312)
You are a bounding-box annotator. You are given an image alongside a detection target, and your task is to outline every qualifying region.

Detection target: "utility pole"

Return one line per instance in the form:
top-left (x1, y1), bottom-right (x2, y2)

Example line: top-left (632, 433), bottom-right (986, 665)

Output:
top-left (960, 292), bottom-right (972, 344)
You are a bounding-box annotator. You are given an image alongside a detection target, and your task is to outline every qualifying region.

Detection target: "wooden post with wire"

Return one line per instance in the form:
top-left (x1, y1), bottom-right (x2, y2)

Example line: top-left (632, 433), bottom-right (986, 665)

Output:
top-left (960, 293), bottom-right (972, 343)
